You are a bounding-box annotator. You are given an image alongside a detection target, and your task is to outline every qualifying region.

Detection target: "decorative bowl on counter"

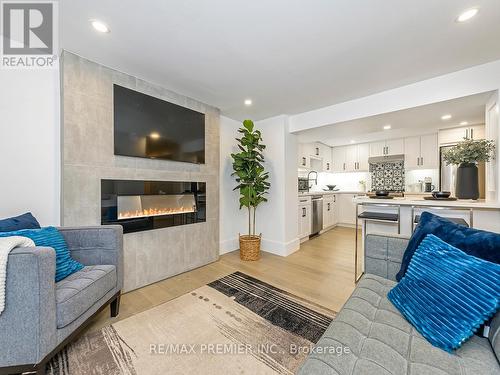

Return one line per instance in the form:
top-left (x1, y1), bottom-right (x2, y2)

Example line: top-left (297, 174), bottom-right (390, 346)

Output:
top-left (375, 190), bottom-right (390, 197)
top-left (326, 184), bottom-right (336, 190)
top-left (432, 191), bottom-right (451, 199)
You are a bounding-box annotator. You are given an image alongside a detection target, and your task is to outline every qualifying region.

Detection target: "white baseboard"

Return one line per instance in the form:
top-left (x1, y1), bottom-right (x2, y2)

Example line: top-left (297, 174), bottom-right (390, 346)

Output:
top-left (219, 237), bottom-right (300, 257)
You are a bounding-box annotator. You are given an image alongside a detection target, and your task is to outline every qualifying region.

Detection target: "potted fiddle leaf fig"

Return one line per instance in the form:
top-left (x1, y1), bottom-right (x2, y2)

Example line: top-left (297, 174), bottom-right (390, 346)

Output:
top-left (443, 138), bottom-right (495, 199)
top-left (231, 119), bottom-right (270, 261)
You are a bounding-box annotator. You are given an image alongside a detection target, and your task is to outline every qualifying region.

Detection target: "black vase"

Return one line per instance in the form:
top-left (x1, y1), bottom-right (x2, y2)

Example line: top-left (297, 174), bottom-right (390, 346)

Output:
top-left (456, 163), bottom-right (479, 200)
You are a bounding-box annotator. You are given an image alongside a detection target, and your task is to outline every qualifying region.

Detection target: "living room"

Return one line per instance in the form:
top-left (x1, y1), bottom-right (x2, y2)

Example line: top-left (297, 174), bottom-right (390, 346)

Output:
top-left (1, 1), bottom-right (499, 374)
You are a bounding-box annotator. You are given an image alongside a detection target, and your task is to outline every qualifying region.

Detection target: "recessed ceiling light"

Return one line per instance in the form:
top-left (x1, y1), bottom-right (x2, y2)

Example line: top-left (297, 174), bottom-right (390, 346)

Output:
top-left (90, 19), bottom-right (110, 33)
top-left (383, 124), bottom-right (391, 130)
top-left (244, 99), bottom-right (252, 106)
top-left (441, 114), bottom-right (452, 120)
top-left (460, 121), bottom-right (469, 126)
top-left (456, 8), bottom-right (479, 23)
top-left (350, 140), bottom-right (356, 144)
top-left (150, 132), bottom-right (160, 139)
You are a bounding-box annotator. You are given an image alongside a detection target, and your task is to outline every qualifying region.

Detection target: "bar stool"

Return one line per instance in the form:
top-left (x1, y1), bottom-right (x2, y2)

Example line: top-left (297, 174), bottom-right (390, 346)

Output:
top-left (355, 203), bottom-right (401, 282)
top-left (411, 205), bottom-right (474, 234)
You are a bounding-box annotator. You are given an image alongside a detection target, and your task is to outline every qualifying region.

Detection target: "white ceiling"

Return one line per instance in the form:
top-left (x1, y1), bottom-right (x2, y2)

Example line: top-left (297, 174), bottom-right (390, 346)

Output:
top-left (61, 0), bottom-right (500, 120)
top-left (296, 91), bottom-right (494, 146)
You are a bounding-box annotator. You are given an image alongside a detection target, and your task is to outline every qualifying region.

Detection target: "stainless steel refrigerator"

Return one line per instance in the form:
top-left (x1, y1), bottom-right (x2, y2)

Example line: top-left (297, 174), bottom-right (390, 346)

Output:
top-left (440, 145), bottom-right (485, 198)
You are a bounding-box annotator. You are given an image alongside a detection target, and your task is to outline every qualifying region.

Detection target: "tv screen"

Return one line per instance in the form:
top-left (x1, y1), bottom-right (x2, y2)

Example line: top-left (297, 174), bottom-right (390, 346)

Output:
top-left (113, 85), bottom-right (205, 164)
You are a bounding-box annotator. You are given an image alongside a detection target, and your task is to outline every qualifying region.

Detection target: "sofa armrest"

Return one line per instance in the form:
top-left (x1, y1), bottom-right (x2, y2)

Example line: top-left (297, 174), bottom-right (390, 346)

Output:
top-left (365, 233), bottom-right (409, 282)
top-left (0, 247), bottom-right (57, 367)
top-left (59, 225), bottom-right (123, 290)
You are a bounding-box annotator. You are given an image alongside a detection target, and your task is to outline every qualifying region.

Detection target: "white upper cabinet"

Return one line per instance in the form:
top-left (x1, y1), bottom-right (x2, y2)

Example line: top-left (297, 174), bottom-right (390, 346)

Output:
top-left (369, 141), bottom-right (386, 157)
top-left (322, 144), bottom-right (333, 172)
top-left (404, 134), bottom-right (438, 169)
top-left (345, 145), bottom-right (357, 171)
top-left (297, 143), bottom-right (310, 168)
top-left (419, 134), bottom-right (438, 168)
top-left (404, 136), bottom-right (421, 169)
top-left (386, 139), bottom-right (404, 155)
top-left (332, 143), bottom-right (369, 172)
top-left (369, 139), bottom-right (404, 157)
top-left (332, 146), bottom-right (347, 172)
top-left (439, 125), bottom-right (485, 145)
top-left (356, 143), bottom-right (370, 171)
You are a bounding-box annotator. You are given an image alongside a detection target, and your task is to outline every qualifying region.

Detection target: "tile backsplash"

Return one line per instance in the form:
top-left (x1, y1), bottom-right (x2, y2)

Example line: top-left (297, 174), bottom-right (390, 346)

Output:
top-left (370, 161), bottom-right (405, 191)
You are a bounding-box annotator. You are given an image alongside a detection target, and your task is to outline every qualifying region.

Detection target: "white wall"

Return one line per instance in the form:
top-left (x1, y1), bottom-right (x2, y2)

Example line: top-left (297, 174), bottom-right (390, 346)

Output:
top-left (0, 68), bottom-right (61, 225)
top-left (219, 115), bottom-right (299, 256)
top-left (219, 116), bottom-right (246, 253)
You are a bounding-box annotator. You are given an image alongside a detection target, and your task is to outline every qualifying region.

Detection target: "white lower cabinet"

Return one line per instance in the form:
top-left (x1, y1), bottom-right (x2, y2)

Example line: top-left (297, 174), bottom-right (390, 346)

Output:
top-left (322, 195), bottom-right (336, 229)
top-left (337, 194), bottom-right (359, 226)
top-left (298, 196), bottom-right (312, 239)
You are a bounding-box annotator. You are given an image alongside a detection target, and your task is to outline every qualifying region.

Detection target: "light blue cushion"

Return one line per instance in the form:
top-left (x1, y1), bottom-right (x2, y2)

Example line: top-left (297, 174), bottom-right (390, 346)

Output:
top-left (0, 227), bottom-right (83, 282)
top-left (388, 234), bottom-right (500, 352)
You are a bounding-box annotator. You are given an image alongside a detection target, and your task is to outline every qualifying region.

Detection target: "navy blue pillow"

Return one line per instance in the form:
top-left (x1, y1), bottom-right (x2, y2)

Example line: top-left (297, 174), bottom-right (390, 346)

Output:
top-left (0, 212), bottom-right (40, 232)
top-left (388, 234), bottom-right (500, 352)
top-left (396, 212), bottom-right (500, 281)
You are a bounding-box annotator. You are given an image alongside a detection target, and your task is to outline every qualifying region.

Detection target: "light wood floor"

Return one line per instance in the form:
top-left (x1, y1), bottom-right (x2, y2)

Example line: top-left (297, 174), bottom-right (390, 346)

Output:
top-left (87, 226), bottom-right (359, 332)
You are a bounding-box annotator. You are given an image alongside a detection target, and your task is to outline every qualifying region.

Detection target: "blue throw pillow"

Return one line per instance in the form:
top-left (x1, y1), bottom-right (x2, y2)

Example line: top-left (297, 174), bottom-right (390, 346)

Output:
top-left (0, 212), bottom-right (40, 232)
top-left (0, 227), bottom-right (83, 282)
top-left (388, 234), bottom-right (500, 352)
top-left (396, 212), bottom-right (500, 281)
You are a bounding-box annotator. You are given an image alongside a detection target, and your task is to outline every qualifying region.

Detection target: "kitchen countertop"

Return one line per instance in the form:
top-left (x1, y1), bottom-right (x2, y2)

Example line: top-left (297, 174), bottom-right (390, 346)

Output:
top-left (354, 196), bottom-right (500, 209)
top-left (299, 191), bottom-right (365, 196)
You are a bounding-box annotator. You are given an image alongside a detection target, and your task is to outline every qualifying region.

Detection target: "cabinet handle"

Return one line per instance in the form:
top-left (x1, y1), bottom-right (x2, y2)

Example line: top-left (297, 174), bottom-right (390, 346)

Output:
top-left (417, 157), bottom-right (420, 166)
top-left (421, 157), bottom-right (424, 166)
top-left (315, 147), bottom-right (319, 156)
top-left (327, 203), bottom-right (330, 211)
top-left (465, 129), bottom-right (469, 139)
top-left (470, 128), bottom-right (474, 139)
top-left (302, 157), bottom-right (306, 166)
top-left (302, 207), bottom-right (306, 217)
top-left (343, 162), bottom-right (346, 171)
top-left (334, 195), bottom-right (336, 203)
top-left (326, 162), bottom-right (330, 170)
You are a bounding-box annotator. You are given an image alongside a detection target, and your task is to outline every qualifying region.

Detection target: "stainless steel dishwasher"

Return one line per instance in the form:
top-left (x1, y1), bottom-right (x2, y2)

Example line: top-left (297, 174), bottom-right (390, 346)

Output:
top-left (311, 195), bottom-right (323, 236)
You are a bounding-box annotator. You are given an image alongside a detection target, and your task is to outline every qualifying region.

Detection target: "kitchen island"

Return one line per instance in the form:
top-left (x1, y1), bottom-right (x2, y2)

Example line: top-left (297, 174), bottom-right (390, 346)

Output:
top-left (353, 195), bottom-right (500, 281)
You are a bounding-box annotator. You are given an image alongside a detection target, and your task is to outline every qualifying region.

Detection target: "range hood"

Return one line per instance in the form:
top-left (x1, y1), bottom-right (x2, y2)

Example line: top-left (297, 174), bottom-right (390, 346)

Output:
top-left (368, 154), bottom-right (405, 164)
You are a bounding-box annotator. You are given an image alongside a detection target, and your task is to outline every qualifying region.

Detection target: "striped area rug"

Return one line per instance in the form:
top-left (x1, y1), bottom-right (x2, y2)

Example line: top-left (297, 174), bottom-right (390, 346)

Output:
top-left (47, 272), bottom-right (336, 375)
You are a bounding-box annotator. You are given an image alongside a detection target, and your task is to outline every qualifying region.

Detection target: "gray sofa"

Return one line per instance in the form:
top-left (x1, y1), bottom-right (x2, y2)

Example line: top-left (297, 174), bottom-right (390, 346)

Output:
top-left (298, 233), bottom-right (500, 375)
top-left (0, 225), bottom-right (123, 375)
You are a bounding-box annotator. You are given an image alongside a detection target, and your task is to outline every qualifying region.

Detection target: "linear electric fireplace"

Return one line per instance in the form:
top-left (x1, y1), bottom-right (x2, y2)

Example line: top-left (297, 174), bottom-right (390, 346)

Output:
top-left (101, 179), bottom-right (206, 233)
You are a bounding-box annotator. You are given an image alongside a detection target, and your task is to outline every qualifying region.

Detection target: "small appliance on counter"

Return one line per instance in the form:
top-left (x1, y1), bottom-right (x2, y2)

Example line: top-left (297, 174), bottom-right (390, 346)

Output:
top-left (424, 177), bottom-right (435, 192)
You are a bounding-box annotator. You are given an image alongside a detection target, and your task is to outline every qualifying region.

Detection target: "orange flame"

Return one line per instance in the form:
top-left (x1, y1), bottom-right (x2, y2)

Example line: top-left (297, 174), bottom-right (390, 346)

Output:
top-left (118, 206), bottom-right (196, 220)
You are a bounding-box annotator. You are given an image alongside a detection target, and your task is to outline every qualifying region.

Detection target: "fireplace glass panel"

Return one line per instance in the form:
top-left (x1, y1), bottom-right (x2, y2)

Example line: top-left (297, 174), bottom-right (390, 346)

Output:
top-left (117, 194), bottom-right (196, 220)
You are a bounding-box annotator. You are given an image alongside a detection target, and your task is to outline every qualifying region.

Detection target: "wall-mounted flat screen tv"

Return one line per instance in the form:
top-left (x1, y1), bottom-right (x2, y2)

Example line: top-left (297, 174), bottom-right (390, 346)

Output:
top-left (113, 85), bottom-right (205, 164)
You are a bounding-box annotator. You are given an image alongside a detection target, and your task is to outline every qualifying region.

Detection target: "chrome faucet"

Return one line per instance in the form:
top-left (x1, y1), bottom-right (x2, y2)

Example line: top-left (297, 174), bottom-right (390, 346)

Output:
top-left (307, 170), bottom-right (318, 190)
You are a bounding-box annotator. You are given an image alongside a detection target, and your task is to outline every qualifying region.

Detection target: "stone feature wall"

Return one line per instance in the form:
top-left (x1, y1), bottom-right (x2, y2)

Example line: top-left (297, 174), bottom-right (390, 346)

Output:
top-left (61, 51), bottom-right (220, 292)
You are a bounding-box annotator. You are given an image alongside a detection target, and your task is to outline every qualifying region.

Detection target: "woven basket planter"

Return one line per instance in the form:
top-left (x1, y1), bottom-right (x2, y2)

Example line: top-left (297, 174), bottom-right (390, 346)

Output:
top-left (239, 234), bottom-right (261, 261)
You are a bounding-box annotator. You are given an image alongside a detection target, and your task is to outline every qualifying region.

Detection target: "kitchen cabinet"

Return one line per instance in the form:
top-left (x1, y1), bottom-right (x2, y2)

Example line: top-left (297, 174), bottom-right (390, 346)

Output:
top-left (404, 134), bottom-right (438, 169)
top-left (322, 194), bottom-right (336, 229)
top-left (369, 139), bottom-right (404, 157)
top-left (298, 197), bottom-right (312, 239)
top-left (322, 145), bottom-right (333, 172)
top-left (439, 125), bottom-right (485, 145)
top-left (356, 143), bottom-right (370, 171)
top-left (297, 143), bottom-right (311, 169)
top-left (337, 194), bottom-right (360, 226)
top-left (333, 144), bottom-right (369, 172)
top-left (332, 146), bottom-right (347, 172)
